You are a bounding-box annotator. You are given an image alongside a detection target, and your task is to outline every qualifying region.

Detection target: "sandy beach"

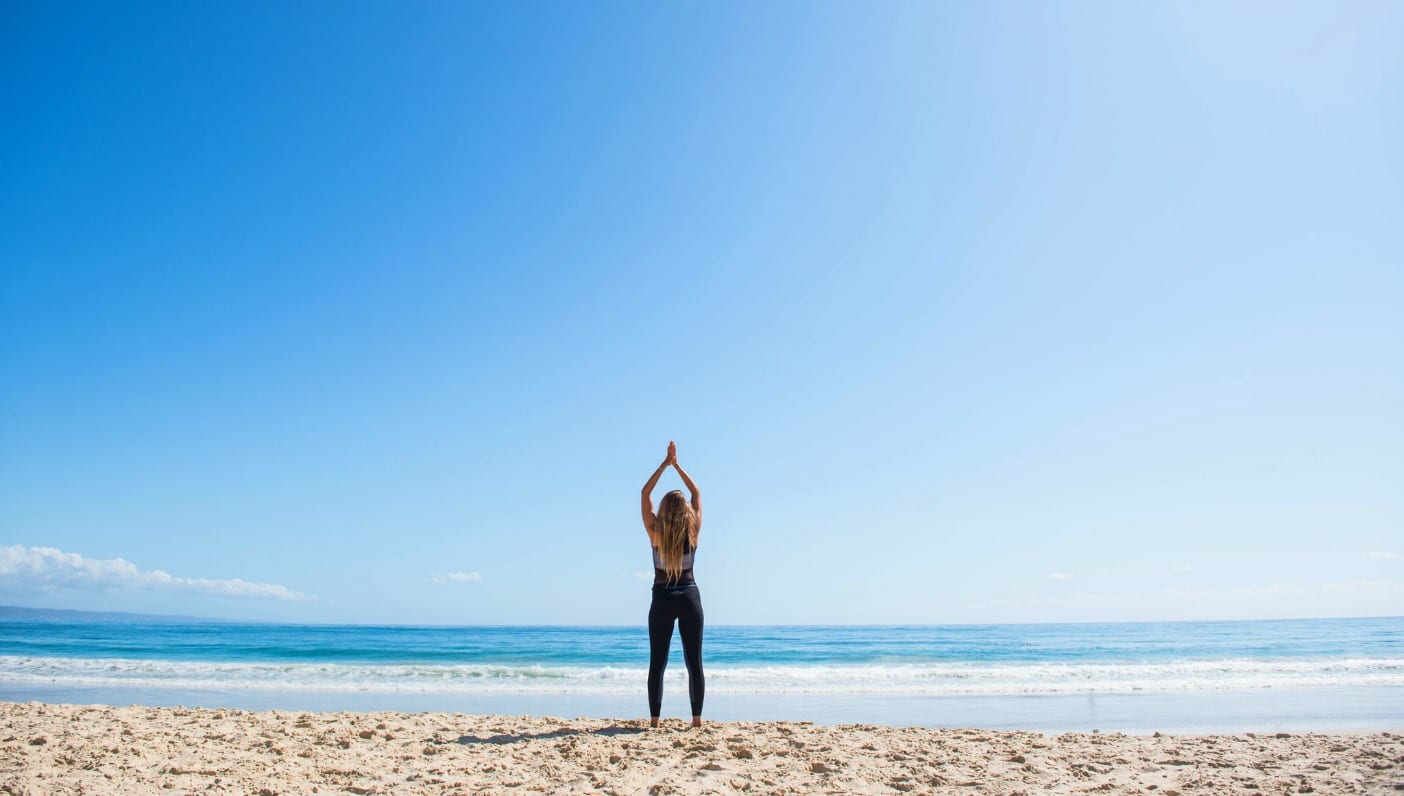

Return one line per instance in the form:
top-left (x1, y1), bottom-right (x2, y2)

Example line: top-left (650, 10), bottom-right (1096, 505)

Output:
top-left (1, 702), bottom-right (1400, 795)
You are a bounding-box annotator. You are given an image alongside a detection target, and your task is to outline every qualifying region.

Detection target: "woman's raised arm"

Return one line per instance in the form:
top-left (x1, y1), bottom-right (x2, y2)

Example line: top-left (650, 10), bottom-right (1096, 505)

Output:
top-left (673, 459), bottom-right (702, 540)
top-left (640, 442), bottom-right (675, 541)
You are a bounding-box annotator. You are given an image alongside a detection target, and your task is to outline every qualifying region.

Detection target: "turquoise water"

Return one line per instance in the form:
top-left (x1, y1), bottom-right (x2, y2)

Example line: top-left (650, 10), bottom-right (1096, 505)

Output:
top-left (3, 615), bottom-right (1401, 731)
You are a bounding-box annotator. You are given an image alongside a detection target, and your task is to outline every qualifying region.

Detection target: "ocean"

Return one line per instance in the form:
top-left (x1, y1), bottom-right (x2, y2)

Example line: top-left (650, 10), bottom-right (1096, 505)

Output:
top-left (3, 615), bottom-right (1401, 733)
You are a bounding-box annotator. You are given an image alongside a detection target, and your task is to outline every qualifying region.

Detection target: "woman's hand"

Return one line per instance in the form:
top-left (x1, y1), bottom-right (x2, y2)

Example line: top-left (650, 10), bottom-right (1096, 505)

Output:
top-left (665, 440), bottom-right (677, 467)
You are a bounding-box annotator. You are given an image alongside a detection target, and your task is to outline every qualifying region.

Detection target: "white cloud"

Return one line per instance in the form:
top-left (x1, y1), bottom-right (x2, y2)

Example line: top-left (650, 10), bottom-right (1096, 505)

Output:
top-left (634, 571), bottom-right (654, 580)
top-left (0, 545), bottom-right (312, 601)
top-left (429, 571), bottom-right (481, 584)
top-left (1047, 572), bottom-right (1074, 581)
top-left (1366, 551), bottom-right (1398, 560)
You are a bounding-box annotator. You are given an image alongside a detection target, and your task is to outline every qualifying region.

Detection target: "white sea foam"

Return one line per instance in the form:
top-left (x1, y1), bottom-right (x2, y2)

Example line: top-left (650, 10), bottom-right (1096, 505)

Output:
top-left (2, 655), bottom-right (1402, 696)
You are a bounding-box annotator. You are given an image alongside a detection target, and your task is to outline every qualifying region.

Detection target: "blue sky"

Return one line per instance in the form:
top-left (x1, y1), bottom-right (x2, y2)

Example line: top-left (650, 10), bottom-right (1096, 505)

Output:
top-left (2, 1), bottom-right (1400, 625)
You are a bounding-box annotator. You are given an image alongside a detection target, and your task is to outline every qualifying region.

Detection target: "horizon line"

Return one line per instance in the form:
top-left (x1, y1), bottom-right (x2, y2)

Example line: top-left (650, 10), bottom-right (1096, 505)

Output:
top-left (3, 604), bottom-right (1400, 629)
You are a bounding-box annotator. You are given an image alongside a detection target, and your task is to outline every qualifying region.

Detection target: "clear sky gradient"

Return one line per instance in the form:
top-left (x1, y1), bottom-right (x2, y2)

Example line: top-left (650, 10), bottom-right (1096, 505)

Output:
top-left (2, 1), bottom-right (1401, 624)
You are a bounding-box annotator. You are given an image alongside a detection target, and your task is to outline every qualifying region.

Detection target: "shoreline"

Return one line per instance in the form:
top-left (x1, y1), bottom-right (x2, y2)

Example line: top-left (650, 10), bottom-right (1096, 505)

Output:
top-left (4, 683), bottom-right (1403, 736)
top-left (4, 701), bottom-right (1401, 794)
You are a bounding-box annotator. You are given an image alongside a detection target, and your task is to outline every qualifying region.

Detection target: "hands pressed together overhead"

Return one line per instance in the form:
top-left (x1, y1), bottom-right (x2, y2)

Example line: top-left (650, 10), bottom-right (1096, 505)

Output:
top-left (642, 439), bottom-right (702, 541)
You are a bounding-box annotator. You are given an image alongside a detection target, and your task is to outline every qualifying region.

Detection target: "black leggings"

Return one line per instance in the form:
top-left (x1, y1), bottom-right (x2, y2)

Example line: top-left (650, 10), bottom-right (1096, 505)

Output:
top-left (647, 584), bottom-right (704, 718)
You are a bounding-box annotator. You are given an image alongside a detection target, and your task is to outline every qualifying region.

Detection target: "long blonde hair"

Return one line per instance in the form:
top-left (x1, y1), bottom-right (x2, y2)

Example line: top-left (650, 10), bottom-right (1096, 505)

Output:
top-left (654, 490), bottom-right (698, 584)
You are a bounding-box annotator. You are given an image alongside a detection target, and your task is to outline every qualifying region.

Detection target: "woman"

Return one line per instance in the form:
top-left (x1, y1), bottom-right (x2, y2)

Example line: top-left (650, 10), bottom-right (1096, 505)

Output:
top-left (640, 440), bottom-right (704, 728)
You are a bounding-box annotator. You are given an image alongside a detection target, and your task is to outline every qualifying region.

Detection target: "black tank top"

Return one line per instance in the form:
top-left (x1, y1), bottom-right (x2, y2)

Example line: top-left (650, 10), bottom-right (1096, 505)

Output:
top-left (652, 540), bottom-right (696, 586)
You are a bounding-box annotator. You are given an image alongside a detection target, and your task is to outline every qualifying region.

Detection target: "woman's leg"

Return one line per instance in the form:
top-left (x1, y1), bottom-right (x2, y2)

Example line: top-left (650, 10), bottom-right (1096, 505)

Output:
top-left (677, 586), bottom-right (705, 724)
top-left (647, 593), bottom-right (676, 722)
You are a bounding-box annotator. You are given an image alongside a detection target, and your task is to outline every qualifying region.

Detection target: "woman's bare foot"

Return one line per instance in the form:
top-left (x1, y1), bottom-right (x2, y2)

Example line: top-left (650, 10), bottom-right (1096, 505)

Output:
top-left (691, 716), bottom-right (702, 728)
top-left (650, 717), bottom-right (660, 729)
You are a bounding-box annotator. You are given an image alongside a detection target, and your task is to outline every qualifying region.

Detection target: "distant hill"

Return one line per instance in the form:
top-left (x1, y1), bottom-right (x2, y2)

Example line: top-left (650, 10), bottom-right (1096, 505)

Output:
top-left (0, 605), bottom-right (226, 624)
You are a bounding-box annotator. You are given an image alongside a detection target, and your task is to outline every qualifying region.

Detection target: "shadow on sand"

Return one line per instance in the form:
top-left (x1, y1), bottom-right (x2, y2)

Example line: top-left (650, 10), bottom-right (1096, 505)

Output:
top-left (449, 725), bottom-right (647, 745)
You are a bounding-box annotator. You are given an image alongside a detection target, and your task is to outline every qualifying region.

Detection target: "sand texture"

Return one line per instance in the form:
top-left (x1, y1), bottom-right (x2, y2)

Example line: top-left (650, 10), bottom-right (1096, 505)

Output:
top-left (1, 702), bottom-right (1401, 795)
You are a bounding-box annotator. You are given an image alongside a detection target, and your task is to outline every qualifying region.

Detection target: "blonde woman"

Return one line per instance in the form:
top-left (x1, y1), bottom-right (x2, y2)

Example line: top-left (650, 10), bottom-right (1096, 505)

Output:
top-left (640, 440), bottom-right (704, 728)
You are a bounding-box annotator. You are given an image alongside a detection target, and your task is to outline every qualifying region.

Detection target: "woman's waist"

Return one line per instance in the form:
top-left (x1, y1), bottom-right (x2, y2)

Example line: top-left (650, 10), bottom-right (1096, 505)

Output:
top-left (652, 568), bottom-right (696, 588)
